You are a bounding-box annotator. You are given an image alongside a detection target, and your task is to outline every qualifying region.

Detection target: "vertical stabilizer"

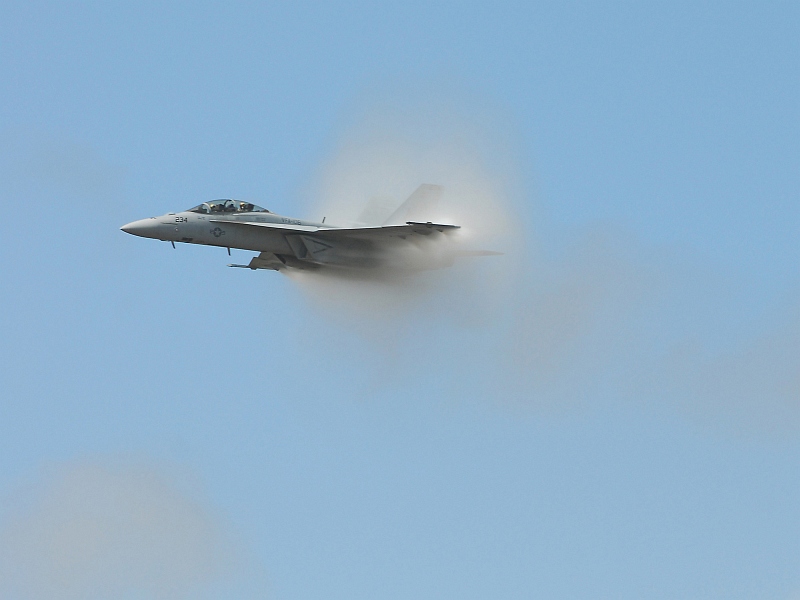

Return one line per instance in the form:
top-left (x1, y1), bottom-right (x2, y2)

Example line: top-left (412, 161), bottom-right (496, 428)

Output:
top-left (382, 184), bottom-right (443, 225)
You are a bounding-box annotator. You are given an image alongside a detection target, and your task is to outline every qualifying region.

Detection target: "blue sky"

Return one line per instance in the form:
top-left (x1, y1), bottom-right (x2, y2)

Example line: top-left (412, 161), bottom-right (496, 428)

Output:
top-left (0, 2), bottom-right (798, 599)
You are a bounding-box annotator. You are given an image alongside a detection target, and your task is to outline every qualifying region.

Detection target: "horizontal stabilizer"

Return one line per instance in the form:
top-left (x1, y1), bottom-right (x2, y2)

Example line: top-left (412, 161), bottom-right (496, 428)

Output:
top-left (316, 221), bottom-right (459, 240)
top-left (228, 252), bottom-right (286, 271)
top-left (405, 221), bottom-right (460, 231)
top-left (454, 249), bottom-right (503, 257)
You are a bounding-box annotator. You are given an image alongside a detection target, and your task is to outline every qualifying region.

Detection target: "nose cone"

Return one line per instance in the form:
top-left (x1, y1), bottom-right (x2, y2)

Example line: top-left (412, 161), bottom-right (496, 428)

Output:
top-left (120, 218), bottom-right (162, 239)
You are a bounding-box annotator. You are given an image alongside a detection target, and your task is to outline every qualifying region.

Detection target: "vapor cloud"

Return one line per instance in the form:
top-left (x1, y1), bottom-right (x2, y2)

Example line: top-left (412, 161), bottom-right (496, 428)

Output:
top-left (290, 91), bottom-right (799, 431)
top-left (0, 460), bottom-right (264, 600)
top-left (664, 303), bottom-right (800, 431)
top-left (292, 92), bottom-right (523, 332)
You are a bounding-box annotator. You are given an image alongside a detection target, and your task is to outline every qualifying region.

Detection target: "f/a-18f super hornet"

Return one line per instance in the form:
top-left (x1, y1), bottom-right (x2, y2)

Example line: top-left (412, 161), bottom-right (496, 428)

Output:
top-left (121, 184), bottom-right (496, 272)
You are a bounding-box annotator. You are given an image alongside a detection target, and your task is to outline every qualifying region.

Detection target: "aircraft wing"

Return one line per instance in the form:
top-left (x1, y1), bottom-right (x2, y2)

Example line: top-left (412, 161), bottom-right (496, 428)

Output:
top-left (210, 219), bottom-right (459, 239)
top-left (214, 219), bottom-right (460, 270)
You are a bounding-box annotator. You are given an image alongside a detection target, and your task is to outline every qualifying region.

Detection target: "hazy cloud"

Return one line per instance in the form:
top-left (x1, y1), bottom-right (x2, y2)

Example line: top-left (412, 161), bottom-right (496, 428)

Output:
top-left (0, 460), bottom-right (265, 600)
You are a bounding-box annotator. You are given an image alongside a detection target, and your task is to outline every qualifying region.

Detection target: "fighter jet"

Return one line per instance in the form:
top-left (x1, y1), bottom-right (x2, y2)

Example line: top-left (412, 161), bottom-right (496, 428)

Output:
top-left (121, 184), bottom-right (496, 272)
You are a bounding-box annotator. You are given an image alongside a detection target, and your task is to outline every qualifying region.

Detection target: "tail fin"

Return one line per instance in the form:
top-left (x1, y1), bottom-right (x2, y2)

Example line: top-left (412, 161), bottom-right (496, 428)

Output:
top-left (382, 184), bottom-right (443, 225)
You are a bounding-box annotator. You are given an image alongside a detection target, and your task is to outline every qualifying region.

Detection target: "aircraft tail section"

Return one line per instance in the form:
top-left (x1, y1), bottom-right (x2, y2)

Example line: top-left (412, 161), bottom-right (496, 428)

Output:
top-left (382, 184), bottom-right (443, 225)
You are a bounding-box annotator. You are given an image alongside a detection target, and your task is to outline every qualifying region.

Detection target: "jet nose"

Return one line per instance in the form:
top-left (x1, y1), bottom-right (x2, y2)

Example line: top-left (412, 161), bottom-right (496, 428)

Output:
top-left (120, 218), bottom-right (162, 239)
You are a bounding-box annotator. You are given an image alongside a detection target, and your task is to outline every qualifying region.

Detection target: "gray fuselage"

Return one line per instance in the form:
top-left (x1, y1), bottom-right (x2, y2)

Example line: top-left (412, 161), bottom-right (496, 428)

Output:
top-left (121, 209), bottom-right (327, 254)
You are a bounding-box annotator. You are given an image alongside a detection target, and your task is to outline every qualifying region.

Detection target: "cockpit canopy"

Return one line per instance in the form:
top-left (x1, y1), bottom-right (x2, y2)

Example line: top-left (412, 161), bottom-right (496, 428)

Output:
top-left (188, 199), bottom-right (270, 214)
